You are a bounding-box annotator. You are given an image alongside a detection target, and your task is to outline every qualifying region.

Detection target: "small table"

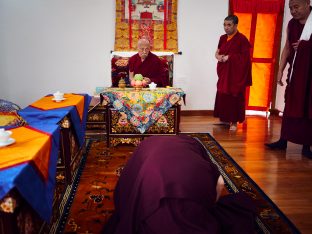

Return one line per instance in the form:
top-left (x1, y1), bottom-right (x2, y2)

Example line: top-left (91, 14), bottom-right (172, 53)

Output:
top-left (0, 94), bottom-right (91, 233)
top-left (100, 87), bottom-right (185, 147)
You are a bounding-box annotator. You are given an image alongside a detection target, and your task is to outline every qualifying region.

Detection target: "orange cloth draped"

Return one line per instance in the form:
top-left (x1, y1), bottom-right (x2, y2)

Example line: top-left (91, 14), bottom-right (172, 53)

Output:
top-left (30, 94), bottom-right (85, 121)
top-left (0, 126), bottom-right (51, 181)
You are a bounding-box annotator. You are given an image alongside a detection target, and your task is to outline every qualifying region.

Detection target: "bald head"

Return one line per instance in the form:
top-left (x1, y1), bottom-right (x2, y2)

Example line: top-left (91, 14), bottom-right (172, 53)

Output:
top-left (137, 38), bottom-right (151, 60)
top-left (289, 0), bottom-right (310, 3)
top-left (289, 0), bottom-right (311, 23)
top-left (138, 38), bottom-right (150, 47)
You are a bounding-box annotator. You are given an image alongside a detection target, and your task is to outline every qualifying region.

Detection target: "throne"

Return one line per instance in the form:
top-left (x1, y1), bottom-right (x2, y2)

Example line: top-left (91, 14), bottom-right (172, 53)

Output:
top-left (0, 99), bottom-right (27, 128)
top-left (111, 52), bottom-right (174, 87)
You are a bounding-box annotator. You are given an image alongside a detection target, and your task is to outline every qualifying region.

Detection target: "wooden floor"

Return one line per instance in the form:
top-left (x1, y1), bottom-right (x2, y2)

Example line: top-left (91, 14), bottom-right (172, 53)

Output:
top-left (180, 114), bottom-right (312, 234)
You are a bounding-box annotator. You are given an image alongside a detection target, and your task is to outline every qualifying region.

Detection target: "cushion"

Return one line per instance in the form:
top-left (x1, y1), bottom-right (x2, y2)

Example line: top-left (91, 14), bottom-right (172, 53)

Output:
top-left (0, 111), bottom-right (27, 128)
top-left (0, 99), bottom-right (21, 112)
top-left (0, 99), bottom-right (27, 128)
top-left (111, 54), bottom-right (174, 87)
top-left (111, 56), bottom-right (130, 87)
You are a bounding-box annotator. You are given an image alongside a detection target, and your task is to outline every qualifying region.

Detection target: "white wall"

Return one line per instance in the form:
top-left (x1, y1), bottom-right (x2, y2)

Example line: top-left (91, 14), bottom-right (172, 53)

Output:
top-left (0, 0), bottom-right (227, 109)
top-left (0, 0), bottom-right (115, 108)
top-left (4, 0), bottom-right (298, 113)
top-left (275, 0), bottom-right (290, 112)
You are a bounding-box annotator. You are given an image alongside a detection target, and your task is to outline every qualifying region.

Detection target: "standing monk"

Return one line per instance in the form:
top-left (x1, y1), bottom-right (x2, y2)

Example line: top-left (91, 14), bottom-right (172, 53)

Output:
top-left (129, 38), bottom-right (168, 87)
top-left (265, 0), bottom-right (312, 158)
top-left (214, 15), bottom-right (252, 131)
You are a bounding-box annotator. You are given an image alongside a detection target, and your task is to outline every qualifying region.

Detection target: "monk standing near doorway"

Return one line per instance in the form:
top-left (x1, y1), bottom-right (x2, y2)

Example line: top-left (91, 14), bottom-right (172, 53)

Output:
top-left (214, 15), bottom-right (252, 131)
top-left (266, 0), bottom-right (312, 158)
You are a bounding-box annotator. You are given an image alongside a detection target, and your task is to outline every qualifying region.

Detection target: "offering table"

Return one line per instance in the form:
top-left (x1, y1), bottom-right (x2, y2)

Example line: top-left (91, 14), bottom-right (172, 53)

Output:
top-left (100, 87), bottom-right (185, 147)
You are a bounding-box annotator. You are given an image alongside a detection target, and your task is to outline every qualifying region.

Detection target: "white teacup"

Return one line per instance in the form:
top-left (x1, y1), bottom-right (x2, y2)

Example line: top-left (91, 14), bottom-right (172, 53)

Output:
top-left (53, 91), bottom-right (64, 100)
top-left (149, 82), bottom-right (157, 90)
top-left (0, 128), bottom-right (12, 143)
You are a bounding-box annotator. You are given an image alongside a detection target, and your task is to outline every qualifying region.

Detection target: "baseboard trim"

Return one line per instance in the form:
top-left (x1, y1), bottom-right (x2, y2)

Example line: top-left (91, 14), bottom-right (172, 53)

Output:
top-left (268, 108), bottom-right (282, 116)
top-left (181, 109), bottom-right (283, 117)
top-left (181, 110), bottom-right (214, 116)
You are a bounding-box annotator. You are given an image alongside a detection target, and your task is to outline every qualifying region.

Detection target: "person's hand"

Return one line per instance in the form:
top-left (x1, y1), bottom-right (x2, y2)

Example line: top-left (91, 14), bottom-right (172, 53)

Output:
top-left (292, 40), bottom-right (300, 51)
top-left (221, 55), bottom-right (229, 62)
top-left (216, 175), bottom-right (225, 202)
top-left (277, 70), bottom-right (284, 86)
top-left (216, 54), bottom-right (224, 62)
top-left (143, 77), bottom-right (151, 84)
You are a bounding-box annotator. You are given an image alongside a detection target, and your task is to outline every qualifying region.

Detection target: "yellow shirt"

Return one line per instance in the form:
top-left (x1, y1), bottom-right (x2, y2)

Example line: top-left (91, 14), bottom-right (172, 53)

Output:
top-left (227, 31), bottom-right (238, 41)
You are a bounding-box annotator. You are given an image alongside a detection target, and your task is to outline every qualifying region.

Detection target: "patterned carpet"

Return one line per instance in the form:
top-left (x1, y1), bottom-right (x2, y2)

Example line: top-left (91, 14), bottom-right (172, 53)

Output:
top-left (58, 133), bottom-right (300, 234)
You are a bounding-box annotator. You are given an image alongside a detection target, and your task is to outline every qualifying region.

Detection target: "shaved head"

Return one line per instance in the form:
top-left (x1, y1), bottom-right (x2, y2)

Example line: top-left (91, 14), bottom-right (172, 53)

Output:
top-left (137, 38), bottom-right (150, 48)
top-left (289, 0), bottom-right (311, 23)
top-left (289, 0), bottom-right (310, 4)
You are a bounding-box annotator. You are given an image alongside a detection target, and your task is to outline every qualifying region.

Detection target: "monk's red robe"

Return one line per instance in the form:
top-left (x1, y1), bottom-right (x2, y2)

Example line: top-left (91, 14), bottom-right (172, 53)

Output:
top-left (281, 18), bottom-right (312, 145)
top-left (129, 52), bottom-right (168, 87)
top-left (214, 32), bottom-right (252, 123)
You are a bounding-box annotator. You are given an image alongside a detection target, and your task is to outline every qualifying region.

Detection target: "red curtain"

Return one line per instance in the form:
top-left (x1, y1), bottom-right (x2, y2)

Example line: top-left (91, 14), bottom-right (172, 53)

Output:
top-left (229, 0), bottom-right (285, 111)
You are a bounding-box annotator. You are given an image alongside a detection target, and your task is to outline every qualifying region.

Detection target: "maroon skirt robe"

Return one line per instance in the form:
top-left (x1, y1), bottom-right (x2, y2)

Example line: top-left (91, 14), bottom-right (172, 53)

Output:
top-left (102, 135), bottom-right (255, 234)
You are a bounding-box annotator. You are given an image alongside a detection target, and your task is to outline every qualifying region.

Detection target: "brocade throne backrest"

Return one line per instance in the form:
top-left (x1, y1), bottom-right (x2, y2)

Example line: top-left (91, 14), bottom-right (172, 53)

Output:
top-left (111, 54), bottom-right (174, 87)
top-left (0, 99), bottom-right (27, 128)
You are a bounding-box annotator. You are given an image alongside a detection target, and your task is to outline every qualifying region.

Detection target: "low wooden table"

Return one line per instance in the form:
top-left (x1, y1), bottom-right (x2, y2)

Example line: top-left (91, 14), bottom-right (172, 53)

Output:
top-left (0, 120), bottom-right (84, 234)
top-left (0, 94), bottom-right (90, 233)
top-left (100, 87), bottom-right (185, 147)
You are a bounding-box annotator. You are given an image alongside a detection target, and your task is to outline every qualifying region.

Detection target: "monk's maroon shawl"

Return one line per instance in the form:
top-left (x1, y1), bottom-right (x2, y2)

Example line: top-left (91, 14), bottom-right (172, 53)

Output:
top-left (103, 135), bottom-right (255, 234)
top-left (216, 32), bottom-right (252, 96)
top-left (129, 52), bottom-right (168, 87)
top-left (281, 17), bottom-right (312, 145)
top-left (284, 18), bottom-right (312, 119)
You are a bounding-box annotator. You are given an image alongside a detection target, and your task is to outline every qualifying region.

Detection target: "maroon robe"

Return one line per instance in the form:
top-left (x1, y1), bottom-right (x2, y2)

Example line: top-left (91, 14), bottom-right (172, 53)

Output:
top-left (281, 17), bottom-right (312, 145)
top-left (214, 32), bottom-right (252, 123)
top-left (129, 52), bottom-right (168, 87)
top-left (102, 135), bottom-right (256, 234)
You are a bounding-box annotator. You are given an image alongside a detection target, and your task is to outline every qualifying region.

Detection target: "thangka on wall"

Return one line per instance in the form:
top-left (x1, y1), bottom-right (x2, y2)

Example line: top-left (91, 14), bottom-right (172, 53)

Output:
top-left (114, 0), bottom-right (178, 52)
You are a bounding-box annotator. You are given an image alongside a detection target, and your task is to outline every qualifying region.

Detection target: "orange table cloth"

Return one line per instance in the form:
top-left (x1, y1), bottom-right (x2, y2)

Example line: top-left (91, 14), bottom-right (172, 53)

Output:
top-left (0, 126), bottom-right (51, 180)
top-left (30, 93), bottom-right (85, 121)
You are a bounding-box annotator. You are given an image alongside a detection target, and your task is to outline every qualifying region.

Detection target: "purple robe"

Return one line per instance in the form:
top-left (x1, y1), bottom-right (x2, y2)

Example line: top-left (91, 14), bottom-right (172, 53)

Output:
top-left (281, 17), bottom-right (312, 145)
top-left (103, 135), bottom-right (255, 234)
top-left (214, 32), bottom-right (252, 123)
top-left (129, 52), bottom-right (168, 87)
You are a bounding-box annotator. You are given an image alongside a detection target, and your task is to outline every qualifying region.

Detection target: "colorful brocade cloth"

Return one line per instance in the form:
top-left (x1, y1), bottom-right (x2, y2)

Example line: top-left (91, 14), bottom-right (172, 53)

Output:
top-left (102, 88), bottom-right (185, 133)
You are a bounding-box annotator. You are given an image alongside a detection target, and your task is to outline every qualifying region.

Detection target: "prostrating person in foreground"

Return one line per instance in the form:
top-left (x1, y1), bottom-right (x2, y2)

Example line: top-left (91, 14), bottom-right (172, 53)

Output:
top-left (102, 135), bottom-right (256, 234)
top-left (214, 15), bottom-right (252, 131)
top-left (129, 38), bottom-right (168, 87)
top-left (265, 0), bottom-right (312, 158)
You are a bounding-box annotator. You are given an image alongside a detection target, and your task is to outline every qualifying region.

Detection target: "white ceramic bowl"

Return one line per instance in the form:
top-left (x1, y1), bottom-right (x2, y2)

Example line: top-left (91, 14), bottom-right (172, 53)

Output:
top-left (53, 91), bottom-right (64, 100)
top-left (0, 129), bottom-right (12, 143)
top-left (149, 82), bottom-right (157, 90)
